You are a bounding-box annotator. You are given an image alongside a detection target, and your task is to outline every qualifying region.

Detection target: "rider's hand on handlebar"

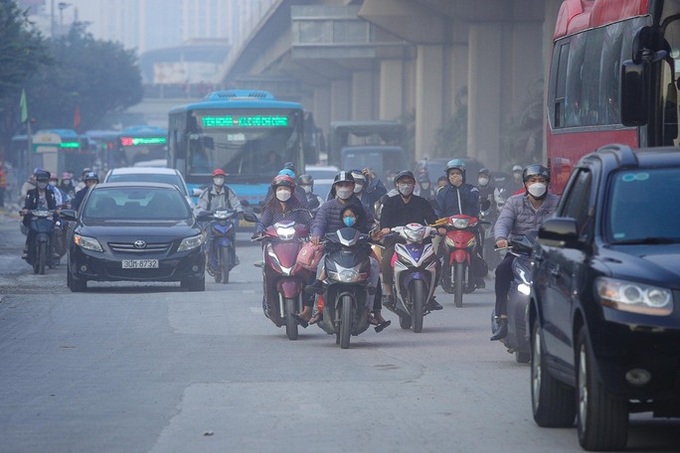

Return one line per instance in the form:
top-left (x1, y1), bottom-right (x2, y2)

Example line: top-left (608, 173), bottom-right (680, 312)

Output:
top-left (437, 227), bottom-right (447, 236)
top-left (311, 235), bottom-right (320, 245)
top-left (20, 209), bottom-right (28, 216)
top-left (496, 239), bottom-right (508, 250)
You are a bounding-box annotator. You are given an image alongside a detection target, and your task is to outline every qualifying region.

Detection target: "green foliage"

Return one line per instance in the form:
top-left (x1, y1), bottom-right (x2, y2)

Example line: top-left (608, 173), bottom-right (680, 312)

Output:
top-left (27, 23), bottom-right (143, 131)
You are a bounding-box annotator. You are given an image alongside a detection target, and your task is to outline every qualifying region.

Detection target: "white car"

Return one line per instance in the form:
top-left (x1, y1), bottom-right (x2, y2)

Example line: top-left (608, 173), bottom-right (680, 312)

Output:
top-left (103, 167), bottom-right (193, 206)
top-left (304, 165), bottom-right (339, 201)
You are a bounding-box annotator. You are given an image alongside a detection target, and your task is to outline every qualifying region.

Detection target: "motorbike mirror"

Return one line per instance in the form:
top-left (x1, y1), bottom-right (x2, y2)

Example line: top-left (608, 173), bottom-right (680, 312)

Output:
top-left (242, 212), bottom-right (258, 223)
top-left (60, 209), bottom-right (77, 221)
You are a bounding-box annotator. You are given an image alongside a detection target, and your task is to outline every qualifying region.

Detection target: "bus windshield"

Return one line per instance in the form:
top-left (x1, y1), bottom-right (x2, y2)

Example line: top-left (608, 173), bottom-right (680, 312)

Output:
top-left (186, 109), bottom-right (301, 182)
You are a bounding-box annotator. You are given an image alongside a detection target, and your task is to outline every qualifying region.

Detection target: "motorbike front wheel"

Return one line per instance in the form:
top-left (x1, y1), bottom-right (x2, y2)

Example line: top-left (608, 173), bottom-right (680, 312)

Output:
top-left (411, 280), bottom-right (426, 333)
top-left (36, 242), bottom-right (47, 275)
top-left (339, 294), bottom-right (353, 349)
top-left (220, 246), bottom-right (231, 284)
top-left (284, 297), bottom-right (298, 340)
top-left (454, 262), bottom-right (465, 308)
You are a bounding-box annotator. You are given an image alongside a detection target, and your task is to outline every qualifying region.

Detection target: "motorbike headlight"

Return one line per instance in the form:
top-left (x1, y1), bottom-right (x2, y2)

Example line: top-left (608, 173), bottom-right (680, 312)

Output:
top-left (178, 234), bottom-right (204, 251)
top-left (596, 277), bottom-right (673, 316)
top-left (452, 218), bottom-right (470, 229)
top-left (74, 234), bottom-right (103, 252)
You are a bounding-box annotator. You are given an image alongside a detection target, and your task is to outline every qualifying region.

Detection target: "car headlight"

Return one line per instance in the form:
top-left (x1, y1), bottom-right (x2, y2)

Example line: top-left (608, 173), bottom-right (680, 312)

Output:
top-left (178, 234), bottom-right (204, 252)
top-left (596, 277), bottom-right (673, 316)
top-left (74, 234), bottom-right (103, 252)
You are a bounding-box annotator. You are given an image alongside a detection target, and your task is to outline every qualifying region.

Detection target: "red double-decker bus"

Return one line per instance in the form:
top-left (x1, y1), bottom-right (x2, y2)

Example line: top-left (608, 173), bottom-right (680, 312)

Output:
top-left (547, 0), bottom-right (680, 193)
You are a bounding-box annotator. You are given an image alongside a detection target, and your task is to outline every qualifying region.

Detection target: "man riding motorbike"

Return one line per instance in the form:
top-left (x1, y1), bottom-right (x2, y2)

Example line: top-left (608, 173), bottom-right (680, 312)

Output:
top-left (490, 164), bottom-right (560, 341)
top-left (297, 173), bottom-right (324, 213)
top-left (21, 171), bottom-right (58, 262)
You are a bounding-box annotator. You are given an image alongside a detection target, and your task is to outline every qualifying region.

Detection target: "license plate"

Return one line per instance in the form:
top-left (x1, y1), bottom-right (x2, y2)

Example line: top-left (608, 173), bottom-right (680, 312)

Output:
top-left (122, 259), bottom-right (159, 269)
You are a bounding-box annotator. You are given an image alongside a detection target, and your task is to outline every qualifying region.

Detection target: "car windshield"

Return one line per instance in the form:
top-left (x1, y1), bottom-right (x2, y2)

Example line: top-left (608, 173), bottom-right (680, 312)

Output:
top-left (106, 173), bottom-right (187, 195)
top-left (82, 187), bottom-right (191, 220)
top-left (607, 167), bottom-right (680, 243)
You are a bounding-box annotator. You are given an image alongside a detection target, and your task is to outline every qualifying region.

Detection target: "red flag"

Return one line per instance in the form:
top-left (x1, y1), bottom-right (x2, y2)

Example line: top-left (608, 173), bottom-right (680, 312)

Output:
top-left (73, 106), bottom-right (81, 130)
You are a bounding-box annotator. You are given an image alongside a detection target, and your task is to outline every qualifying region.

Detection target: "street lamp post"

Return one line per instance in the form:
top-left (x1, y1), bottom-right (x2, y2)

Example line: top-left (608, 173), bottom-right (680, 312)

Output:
top-left (58, 2), bottom-right (71, 35)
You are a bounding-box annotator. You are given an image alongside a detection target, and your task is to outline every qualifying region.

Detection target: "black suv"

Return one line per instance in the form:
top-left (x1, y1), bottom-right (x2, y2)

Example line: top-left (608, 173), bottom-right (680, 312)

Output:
top-left (528, 144), bottom-right (680, 451)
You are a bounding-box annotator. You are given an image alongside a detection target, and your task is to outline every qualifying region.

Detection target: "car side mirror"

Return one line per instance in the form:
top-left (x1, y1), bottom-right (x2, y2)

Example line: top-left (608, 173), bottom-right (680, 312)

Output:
top-left (537, 217), bottom-right (582, 249)
top-left (621, 60), bottom-right (649, 126)
top-left (61, 209), bottom-right (77, 221)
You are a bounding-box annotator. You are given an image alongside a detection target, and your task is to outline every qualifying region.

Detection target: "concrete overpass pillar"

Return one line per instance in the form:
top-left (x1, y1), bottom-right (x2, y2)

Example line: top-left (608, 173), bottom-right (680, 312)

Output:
top-left (379, 59), bottom-right (403, 120)
top-left (415, 44), bottom-right (444, 162)
top-left (330, 79), bottom-right (351, 123)
top-left (351, 70), bottom-right (374, 120)
top-left (312, 86), bottom-right (331, 138)
top-left (467, 23), bottom-right (502, 170)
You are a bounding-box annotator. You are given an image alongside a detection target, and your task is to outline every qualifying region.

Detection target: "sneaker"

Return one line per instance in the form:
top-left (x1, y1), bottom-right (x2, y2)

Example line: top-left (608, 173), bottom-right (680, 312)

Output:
top-left (490, 317), bottom-right (508, 341)
top-left (426, 297), bottom-right (443, 311)
top-left (476, 279), bottom-right (486, 289)
top-left (382, 294), bottom-right (395, 310)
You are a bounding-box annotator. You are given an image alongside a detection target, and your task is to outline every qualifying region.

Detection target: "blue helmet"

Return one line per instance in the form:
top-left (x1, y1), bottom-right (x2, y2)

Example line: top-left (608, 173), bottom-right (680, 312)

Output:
top-left (278, 168), bottom-right (295, 179)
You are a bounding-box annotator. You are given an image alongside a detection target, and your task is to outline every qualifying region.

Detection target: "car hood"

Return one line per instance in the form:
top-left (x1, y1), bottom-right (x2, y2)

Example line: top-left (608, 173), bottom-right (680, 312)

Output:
top-left (599, 244), bottom-right (680, 287)
top-left (77, 218), bottom-right (201, 239)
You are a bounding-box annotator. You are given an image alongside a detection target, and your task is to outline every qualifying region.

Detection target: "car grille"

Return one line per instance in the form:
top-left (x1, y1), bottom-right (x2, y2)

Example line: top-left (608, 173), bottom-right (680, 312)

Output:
top-left (106, 267), bottom-right (175, 279)
top-left (108, 241), bottom-right (172, 254)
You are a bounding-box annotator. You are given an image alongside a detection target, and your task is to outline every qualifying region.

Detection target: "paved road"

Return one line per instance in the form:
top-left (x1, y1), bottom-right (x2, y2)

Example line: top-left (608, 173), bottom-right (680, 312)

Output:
top-left (0, 212), bottom-right (677, 452)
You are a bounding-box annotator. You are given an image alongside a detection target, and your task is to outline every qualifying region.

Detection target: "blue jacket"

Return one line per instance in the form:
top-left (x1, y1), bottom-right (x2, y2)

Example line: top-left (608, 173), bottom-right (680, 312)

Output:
top-left (311, 196), bottom-right (374, 238)
top-left (436, 183), bottom-right (480, 217)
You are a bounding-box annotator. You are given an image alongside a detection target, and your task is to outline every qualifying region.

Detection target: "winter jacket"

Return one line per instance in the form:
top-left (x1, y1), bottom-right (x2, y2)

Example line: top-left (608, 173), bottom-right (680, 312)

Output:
top-left (311, 196), bottom-right (374, 238)
top-left (436, 183), bottom-right (480, 217)
top-left (494, 192), bottom-right (560, 241)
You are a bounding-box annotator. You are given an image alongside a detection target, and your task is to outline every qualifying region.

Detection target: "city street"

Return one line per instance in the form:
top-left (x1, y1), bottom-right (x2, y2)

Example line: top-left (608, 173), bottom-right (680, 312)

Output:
top-left (0, 212), bottom-right (677, 453)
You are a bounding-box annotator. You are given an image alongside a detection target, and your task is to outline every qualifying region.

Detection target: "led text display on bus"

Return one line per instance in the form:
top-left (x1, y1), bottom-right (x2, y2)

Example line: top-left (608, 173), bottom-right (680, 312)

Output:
top-left (120, 136), bottom-right (168, 146)
top-left (200, 115), bottom-right (289, 128)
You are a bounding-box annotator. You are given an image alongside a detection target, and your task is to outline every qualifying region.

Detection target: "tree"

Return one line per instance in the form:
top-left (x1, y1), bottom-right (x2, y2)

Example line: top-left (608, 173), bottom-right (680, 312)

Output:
top-left (27, 22), bottom-right (143, 132)
top-left (0, 0), bottom-right (50, 160)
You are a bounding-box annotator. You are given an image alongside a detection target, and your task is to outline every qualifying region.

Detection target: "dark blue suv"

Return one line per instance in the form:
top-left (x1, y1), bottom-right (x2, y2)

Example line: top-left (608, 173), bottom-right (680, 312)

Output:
top-left (528, 144), bottom-right (680, 451)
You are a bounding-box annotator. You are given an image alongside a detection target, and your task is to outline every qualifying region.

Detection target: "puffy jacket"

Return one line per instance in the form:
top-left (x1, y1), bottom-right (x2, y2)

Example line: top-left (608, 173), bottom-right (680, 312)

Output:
top-left (436, 183), bottom-right (480, 217)
top-left (311, 196), bottom-right (374, 238)
top-left (494, 192), bottom-right (560, 241)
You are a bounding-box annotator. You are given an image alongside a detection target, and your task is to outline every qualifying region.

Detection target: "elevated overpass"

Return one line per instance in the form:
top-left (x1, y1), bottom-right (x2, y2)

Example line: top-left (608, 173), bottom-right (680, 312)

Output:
top-left (221, 0), bottom-right (563, 171)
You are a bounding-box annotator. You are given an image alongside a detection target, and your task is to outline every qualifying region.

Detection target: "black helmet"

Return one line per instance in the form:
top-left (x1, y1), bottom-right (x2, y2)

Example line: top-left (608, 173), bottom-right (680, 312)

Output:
top-left (35, 171), bottom-right (50, 182)
top-left (522, 164), bottom-right (550, 183)
top-left (283, 161), bottom-right (296, 174)
top-left (298, 174), bottom-right (314, 186)
top-left (333, 171), bottom-right (355, 185)
top-left (478, 167), bottom-right (490, 175)
top-left (395, 170), bottom-right (415, 184)
top-left (84, 171), bottom-right (99, 182)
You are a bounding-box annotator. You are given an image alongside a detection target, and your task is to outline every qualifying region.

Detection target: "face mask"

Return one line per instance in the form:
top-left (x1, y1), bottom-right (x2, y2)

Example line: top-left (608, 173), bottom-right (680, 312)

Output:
top-left (301, 185), bottom-right (312, 194)
top-left (397, 183), bottom-right (414, 196)
top-left (420, 182), bottom-right (430, 190)
top-left (37, 182), bottom-right (48, 190)
top-left (343, 216), bottom-right (356, 227)
top-left (49, 180), bottom-right (57, 186)
top-left (478, 177), bottom-right (489, 187)
top-left (513, 172), bottom-right (522, 182)
top-left (336, 187), bottom-right (352, 200)
top-left (63, 180), bottom-right (71, 185)
top-left (527, 182), bottom-right (547, 198)
top-left (276, 188), bottom-right (291, 202)
top-left (213, 177), bottom-right (225, 186)
top-left (353, 184), bottom-right (364, 194)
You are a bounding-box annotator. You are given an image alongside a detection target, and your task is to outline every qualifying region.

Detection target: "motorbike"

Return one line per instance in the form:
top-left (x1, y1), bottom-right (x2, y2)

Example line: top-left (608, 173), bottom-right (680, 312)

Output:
top-left (491, 234), bottom-right (535, 363)
top-left (255, 220), bottom-right (313, 340)
top-left (437, 214), bottom-right (484, 308)
top-left (315, 227), bottom-right (374, 349)
top-left (479, 205), bottom-right (501, 272)
top-left (21, 209), bottom-right (56, 275)
top-left (52, 214), bottom-right (68, 262)
top-left (202, 209), bottom-right (239, 283)
top-left (385, 223), bottom-right (439, 333)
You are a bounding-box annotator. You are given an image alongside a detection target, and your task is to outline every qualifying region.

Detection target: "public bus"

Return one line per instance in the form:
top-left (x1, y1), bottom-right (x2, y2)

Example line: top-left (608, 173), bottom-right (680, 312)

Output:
top-left (167, 89), bottom-right (305, 205)
top-left (31, 129), bottom-right (91, 178)
top-left (546, 0), bottom-right (680, 193)
top-left (116, 126), bottom-right (168, 168)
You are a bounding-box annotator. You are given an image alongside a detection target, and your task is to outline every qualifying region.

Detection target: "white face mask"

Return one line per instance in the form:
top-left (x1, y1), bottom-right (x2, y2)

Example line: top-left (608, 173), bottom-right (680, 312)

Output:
top-left (527, 182), bottom-right (547, 198)
top-left (213, 177), bottom-right (225, 187)
top-left (336, 187), bottom-right (352, 200)
top-left (478, 177), bottom-right (489, 187)
top-left (397, 183), bottom-right (414, 196)
top-left (276, 188), bottom-right (292, 202)
top-left (301, 185), bottom-right (312, 194)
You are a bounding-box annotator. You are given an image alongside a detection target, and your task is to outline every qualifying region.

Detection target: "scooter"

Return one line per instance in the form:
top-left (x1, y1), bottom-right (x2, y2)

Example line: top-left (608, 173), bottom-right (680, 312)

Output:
top-left (386, 223), bottom-right (439, 333)
top-left (437, 214), bottom-right (482, 308)
top-left (203, 209), bottom-right (239, 283)
top-left (315, 227), bottom-right (374, 349)
top-left (491, 234), bottom-right (534, 363)
top-left (22, 209), bottom-right (56, 275)
top-left (255, 220), bottom-right (313, 341)
top-left (479, 206), bottom-right (500, 272)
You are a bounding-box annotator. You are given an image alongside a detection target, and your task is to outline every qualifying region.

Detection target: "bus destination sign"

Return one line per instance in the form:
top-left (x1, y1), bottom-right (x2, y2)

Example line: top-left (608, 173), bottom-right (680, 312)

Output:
top-left (201, 115), bottom-right (289, 128)
top-left (120, 137), bottom-right (168, 146)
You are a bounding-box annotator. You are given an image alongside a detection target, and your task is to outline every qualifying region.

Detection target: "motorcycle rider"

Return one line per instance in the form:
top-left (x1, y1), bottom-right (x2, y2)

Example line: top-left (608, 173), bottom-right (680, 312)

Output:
top-left (361, 167), bottom-right (387, 213)
top-left (197, 169), bottom-right (243, 213)
top-left (416, 173), bottom-right (438, 212)
top-left (58, 172), bottom-right (77, 200)
top-left (436, 159), bottom-right (487, 289)
top-left (296, 171), bottom-right (387, 329)
top-left (297, 173), bottom-right (324, 213)
top-left (71, 172), bottom-right (99, 211)
top-left (254, 175), bottom-right (313, 236)
top-left (21, 171), bottom-right (58, 261)
top-left (490, 164), bottom-right (560, 341)
top-left (379, 170), bottom-right (441, 311)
